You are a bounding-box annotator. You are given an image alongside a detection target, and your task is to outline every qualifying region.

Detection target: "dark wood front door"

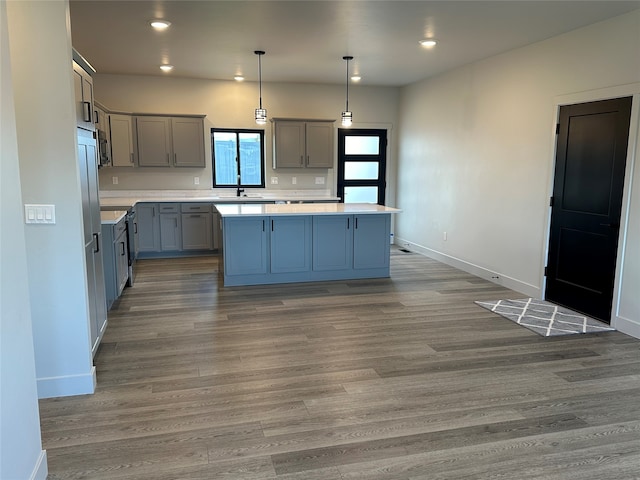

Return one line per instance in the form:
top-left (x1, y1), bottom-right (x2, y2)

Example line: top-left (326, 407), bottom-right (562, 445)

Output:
top-left (545, 96), bottom-right (632, 323)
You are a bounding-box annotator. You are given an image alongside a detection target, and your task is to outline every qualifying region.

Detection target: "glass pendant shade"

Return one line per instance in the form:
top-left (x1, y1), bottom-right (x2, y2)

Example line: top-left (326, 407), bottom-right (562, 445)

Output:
top-left (255, 108), bottom-right (267, 125)
top-left (341, 111), bottom-right (353, 127)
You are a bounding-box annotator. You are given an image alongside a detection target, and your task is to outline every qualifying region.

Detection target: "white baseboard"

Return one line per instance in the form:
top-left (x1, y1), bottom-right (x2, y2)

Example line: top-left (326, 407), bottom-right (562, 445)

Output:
top-left (36, 366), bottom-right (96, 399)
top-left (613, 315), bottom-right (640, 339)
top-left (30, 450), bottom-right (48, 480)
top-left (395, 237), bottom-right (541, 298)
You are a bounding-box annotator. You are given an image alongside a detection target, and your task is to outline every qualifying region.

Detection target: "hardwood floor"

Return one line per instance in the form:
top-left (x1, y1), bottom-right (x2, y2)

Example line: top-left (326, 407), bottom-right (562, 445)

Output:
top-left (41, 248), bottom-right (640, 479)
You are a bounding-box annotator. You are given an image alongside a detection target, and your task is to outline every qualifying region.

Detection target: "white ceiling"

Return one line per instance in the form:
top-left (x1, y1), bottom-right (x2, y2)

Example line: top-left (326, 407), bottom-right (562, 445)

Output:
top-left (69, 0), bottom-right (640, 87)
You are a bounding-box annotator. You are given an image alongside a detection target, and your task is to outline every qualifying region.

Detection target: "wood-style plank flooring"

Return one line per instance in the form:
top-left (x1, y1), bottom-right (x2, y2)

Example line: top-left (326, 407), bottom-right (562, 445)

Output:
top-left (41, 248), bottom-right (640, 479)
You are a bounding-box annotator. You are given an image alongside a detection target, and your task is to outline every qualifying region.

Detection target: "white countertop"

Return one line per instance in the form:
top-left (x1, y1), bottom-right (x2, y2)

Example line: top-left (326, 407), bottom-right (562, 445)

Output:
top-left (215, 203), bottom-right (401, 217)
top-left (100, 210), bottom-right (127, 224)
top-left (99, 191), bottom-right (341, 209)
top-left (100, 195), bottom-right (340, 209)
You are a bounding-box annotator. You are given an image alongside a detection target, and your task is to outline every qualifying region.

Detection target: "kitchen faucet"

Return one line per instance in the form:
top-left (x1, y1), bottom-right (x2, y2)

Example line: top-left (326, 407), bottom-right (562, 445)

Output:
top-left (236, 173), bottom-right (244, 197)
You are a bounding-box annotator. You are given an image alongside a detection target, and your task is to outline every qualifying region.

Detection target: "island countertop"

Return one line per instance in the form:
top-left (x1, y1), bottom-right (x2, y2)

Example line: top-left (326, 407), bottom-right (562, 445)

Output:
top-left (215, 203), bottom-right (401, 217)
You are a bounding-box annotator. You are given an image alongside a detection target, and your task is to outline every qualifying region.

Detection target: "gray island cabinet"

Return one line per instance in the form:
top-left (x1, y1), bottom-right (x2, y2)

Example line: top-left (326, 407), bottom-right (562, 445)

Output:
top-left (216, 203), bottom-right (400, 286)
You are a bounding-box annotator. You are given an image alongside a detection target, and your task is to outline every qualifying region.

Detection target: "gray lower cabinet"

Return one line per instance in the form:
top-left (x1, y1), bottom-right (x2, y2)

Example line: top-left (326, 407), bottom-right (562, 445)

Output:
top-left (222, 213), bottom-right (391, 286)
top-left (223, 217), bottom-right (268, 275)
top-left (181, 203), bottom-right (214, 250)
top-left (270, 216), bottom-right (312, 273)
top-left (312, 215), bottom-right (353, 271)
top-left (159, 204), bottom-right (181, 251)
top-left (353, 214), bottom-right (391, 269)
top-left (137, 202), bottom-right (217, 257)
top-left (102, 217), bottom-right (129, 310)
top-left (136, 203), bottom-right (160, 252)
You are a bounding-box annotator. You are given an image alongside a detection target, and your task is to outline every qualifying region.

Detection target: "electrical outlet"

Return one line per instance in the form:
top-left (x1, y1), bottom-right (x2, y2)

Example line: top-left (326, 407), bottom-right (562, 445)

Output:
top-left (315, 177), bottom-right (325, 185)
top-left (194, 177), bottom-right (200, 185)
top-left (271, 177), bottom-right (278, 184)
top-left (292, 177), bottom-right (297, 185)
top-left (112, 176), bottom-right (118, 185)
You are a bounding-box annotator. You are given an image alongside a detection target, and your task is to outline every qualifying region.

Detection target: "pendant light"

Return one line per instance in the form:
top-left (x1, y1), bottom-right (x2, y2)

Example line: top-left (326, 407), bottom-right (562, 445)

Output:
top-left (341, 56), bottom-right (353, 127)
top-left (254, 50), bottom-right (267, 125)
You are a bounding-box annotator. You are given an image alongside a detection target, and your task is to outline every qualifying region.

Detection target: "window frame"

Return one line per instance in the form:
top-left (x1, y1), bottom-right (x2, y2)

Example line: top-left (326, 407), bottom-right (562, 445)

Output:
top-left (211, 128), bottom-right (266, 189)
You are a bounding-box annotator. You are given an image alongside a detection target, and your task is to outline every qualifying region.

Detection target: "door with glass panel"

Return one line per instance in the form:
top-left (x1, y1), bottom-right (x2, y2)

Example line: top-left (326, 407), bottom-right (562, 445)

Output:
top-left (337, 129), bottom-right (387, 204)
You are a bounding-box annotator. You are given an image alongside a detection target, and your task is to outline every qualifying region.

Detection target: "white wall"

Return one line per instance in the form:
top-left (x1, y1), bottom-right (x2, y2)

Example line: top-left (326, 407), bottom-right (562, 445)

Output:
top-left (0, 3), bottom-right (48, 479)
top-left (94, 74), bottom-right (399, 201)
top-left (396, 10), bottom-right (640, 336)
top-left (7, 0), bottom-right (95, 397)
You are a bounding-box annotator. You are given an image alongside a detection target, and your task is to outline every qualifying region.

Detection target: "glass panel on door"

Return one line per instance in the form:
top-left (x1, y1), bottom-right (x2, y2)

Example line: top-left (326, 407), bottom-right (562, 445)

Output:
top-left (344, 186), bottom-right (378, 203)
top-left (344, 161), bottom-right (379, 180)
top-left (345, 136), bottom-right (380, 155)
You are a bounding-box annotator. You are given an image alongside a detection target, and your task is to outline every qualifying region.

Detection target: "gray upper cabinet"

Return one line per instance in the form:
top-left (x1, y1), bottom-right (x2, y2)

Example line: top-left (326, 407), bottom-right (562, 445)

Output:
top-left (136, 115), bottom-right (205, 168)
top-left (305, 122), bottom-right (334, 168)
top-left (109, 114), bottom-right (135, 167)
top-left (73, 61), bottom-right (95, 131)
top-left (172, 117), bottom-right (206, 167)
top-left (273, 120), bottom-right (334, 168)
top-left (274, 121), bottom-right (305, 168)
top-left (136, 116), bottom-right (172, 167)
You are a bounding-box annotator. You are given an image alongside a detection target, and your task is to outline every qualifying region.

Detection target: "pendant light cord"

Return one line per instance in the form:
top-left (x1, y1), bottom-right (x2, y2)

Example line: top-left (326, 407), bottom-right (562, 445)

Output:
top-left (344, 56), bottom-right (351, 111)
top-left (255, 50), bottom-right (265, 110)
top-left (259, 53), bottom-right (263, 109)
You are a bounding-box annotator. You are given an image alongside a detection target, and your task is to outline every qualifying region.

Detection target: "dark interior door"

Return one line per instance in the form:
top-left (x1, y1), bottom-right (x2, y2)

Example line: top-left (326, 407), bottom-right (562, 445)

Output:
top-left (337, 129), bottom-right (387, 204)
top-left (546, 96), bottom-right (632, 323)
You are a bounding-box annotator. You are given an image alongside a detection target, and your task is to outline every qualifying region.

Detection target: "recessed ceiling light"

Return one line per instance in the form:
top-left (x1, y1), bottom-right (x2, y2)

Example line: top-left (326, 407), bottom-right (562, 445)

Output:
top-left (419, 39), bottom-right (437, 48)
top-left (150, 20), bottom-right (171, 30)
top-left (160, 64), bottom-right (174, 72)
top-left (351, 75), bottom-right (362, 82)
top-left (234, 75), bottom-right (245, 81)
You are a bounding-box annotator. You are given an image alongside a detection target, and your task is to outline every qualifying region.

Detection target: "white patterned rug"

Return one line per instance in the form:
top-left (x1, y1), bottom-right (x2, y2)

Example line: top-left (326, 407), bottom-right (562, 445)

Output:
top-left (475, 298), bottom-right (615, 337)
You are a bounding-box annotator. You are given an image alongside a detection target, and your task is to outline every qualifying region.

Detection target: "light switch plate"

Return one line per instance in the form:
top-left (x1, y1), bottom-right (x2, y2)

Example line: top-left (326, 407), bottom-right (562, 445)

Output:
top-left (271, 177), bottom-right (278, 184)
top-left (25, 204), bottom-right (56, 224)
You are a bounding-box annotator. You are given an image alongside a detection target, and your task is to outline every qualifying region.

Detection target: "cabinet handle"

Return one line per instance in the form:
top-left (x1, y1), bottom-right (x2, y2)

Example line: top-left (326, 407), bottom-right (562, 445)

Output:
top-left (134, 222), bottom-right (138, 234)
top-left (93, 233), bottom-right (100, 253)
top-left (307, 155), bottom-right (310, 165)
top-left (94, 110), bottom-right (99, 124)
top-left (174, 153), bottom-right (177, 165)
top-left (120, 241), bottom-right (126, 256)
top-left (300, 155), bottom-right (304, 165)
top-left (190, 214), bottom-right (201, 218)
top-left (130, 153), bottom-right (134, 163)
top-left (271, 219), bottom-right (274, 231)
top-left (262, 220), bottom-right (265, 231)
top-left (152, 207), bottom-right (156, 217)
top-left (355, 217), bottom-right (358, 229)
top-left (347, 217), bottom-right (350, 229)
top-left (83, 102), bottom-right (92, 122)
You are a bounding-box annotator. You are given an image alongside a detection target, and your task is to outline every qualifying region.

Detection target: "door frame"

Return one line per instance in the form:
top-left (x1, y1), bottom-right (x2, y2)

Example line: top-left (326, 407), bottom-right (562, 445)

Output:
top-left (542, 84), bottom-right (640, 329)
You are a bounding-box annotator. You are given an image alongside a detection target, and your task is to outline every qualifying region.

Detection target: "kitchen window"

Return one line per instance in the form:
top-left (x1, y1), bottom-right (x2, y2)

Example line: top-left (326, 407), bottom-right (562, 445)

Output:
top-left (211, 129), bottom-right (265, 188)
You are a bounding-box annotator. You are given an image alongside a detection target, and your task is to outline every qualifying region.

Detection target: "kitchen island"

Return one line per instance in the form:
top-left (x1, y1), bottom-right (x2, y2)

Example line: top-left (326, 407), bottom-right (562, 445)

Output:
top-left (216, 203), bottom-right (401, 286)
